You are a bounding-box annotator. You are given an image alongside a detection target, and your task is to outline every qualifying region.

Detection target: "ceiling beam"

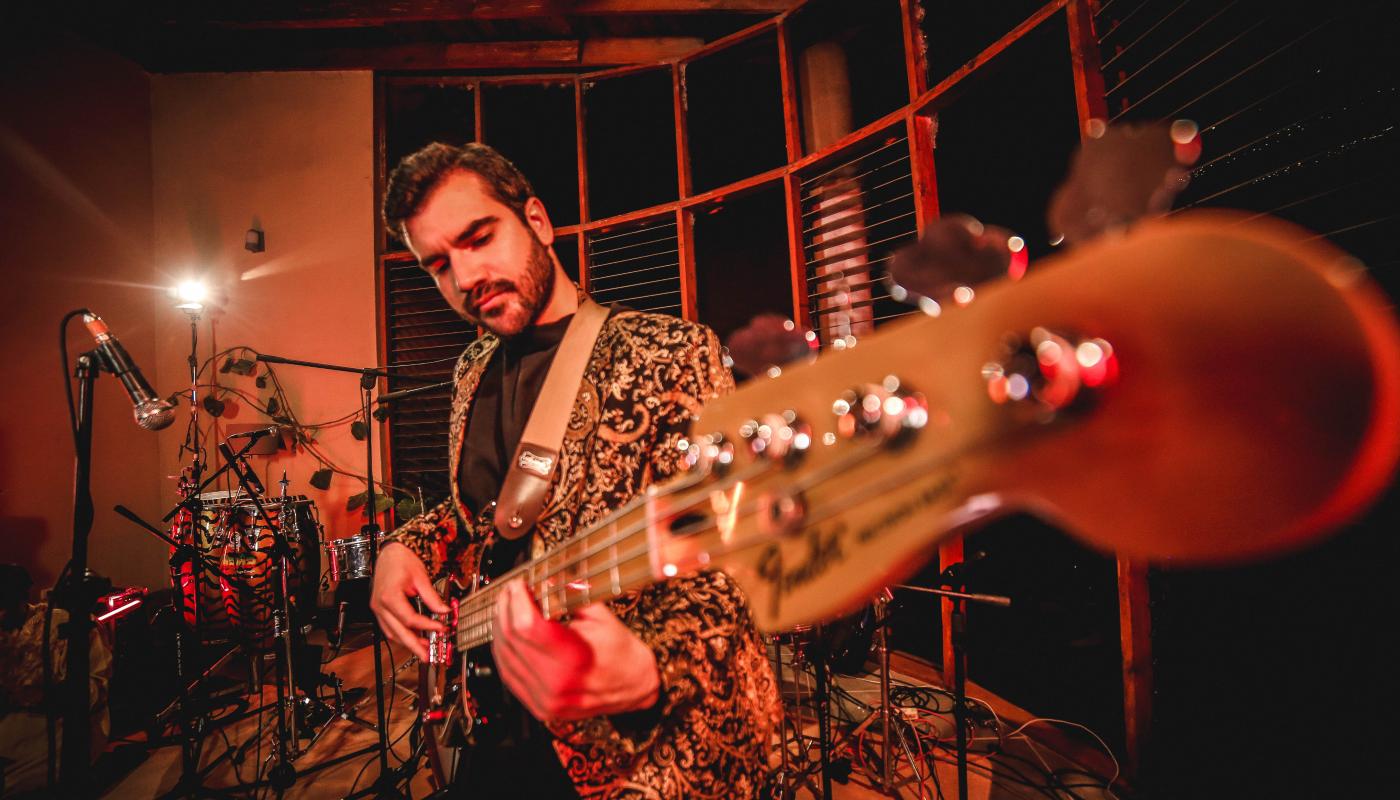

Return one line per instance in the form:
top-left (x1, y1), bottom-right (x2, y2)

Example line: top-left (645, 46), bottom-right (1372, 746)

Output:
top-left (155, 1), bottom-right (797, 30)
top-left (143, 37), bottom-right (708, 72)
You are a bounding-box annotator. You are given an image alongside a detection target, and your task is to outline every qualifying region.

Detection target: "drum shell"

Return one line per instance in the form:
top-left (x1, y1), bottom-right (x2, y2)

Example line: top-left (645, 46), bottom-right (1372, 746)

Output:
top-left (324, 533), bottom-right (383, 583)
top-left (171, 496), bottom-right (321, 647)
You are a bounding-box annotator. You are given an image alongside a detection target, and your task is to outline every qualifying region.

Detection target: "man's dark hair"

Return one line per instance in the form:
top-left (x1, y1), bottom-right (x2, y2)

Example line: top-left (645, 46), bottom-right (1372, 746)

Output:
top-left (382, 142), bottom-right (537, 240)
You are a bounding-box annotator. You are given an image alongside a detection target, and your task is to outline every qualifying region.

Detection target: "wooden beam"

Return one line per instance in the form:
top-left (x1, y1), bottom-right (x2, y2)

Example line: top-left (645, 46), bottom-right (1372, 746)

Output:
top-left (783, 171), bottom-right (810, 329)
top-left (574, 77), bottom-right (592, 290)
top-left (158, 0), bottom-right (798, 29)
top-left (1067, 0), bottom-right (1110, 133)
top-left (149, 38), bottom-right (710, 71)
top-left (583, 36), bottom-right (704, 64)
top-left (907, 113), bottom-right (939, 230)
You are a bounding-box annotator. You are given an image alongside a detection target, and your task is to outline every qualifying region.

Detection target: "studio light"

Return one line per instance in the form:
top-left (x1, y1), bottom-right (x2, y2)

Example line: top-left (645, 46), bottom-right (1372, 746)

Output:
top-left (173, 279), bottom-right (208, 311)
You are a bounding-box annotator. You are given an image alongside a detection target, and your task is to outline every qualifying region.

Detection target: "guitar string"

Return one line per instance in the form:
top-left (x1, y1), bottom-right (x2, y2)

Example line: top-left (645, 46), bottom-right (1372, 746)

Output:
top-left (454, 436), bottom-right (901, 647)
top-left (457, 428), bottom-right (1012, 649)
top-left (451, 460), bottom-right (765, 639)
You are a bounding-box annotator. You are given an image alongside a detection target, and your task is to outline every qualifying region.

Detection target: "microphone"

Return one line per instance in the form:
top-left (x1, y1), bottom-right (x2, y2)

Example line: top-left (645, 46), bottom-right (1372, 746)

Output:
top-left (217, 441), bottom-right (265, 495)
top-left (227, 425), bottom-right (280, 441)
top-left (82, 313), bottom-right (176, 431)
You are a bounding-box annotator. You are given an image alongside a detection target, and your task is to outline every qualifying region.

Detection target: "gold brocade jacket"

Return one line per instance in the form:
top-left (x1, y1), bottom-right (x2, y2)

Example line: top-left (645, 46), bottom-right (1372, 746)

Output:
top-left (384, 308), bottom-right (780, 799)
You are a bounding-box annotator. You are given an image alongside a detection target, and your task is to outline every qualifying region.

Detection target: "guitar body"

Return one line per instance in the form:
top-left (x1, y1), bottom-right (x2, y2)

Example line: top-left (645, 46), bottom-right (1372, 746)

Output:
top-left (420, 583), bottom-right (507, 790)
top-left (420, 535), bottom-right (533, 789)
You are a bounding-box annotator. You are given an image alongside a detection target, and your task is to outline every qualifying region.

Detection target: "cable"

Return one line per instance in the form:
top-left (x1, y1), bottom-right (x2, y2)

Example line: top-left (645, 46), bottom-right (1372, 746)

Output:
top-left (999, 717), bottom-right (1122, 798)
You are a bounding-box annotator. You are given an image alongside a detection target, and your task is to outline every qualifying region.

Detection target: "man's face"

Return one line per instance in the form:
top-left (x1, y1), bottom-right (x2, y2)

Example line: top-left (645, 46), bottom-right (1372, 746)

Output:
top-left (405, 170), bottom-right (556, 337)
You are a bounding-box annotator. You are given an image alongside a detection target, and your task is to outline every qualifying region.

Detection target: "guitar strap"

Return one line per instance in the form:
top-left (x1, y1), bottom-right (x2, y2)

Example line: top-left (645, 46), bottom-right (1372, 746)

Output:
top-left (492, 297), bottom-right (610, 540)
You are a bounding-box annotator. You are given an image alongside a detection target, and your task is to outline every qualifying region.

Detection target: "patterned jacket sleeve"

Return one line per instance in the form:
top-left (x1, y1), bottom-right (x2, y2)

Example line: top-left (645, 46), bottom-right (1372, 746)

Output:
top-left (551, 324), bottom-right (776, 765)
top-left (381, 497), bottom-right (470, 580)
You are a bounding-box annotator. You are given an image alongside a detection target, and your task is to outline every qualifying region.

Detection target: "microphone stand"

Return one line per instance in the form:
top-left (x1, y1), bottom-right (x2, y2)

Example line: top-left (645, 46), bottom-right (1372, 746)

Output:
top-left (254, 352), bottom-right (424, 798)
top-left (57, 350), bottom-right (100, 795)
top-left (216, 441), bottom-right (303, 791)
top-left (897, 576), bottom-right (1012, 800)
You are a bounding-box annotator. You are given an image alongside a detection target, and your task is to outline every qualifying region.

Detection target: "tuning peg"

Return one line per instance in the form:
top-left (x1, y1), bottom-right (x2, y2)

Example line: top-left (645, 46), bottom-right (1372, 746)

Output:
top-left (887, 215), bottom-right (1023, 313)
top-left (725, 313), bottom-right (816, 379)
top-left (1047, 119), bottom-right (1202, 247)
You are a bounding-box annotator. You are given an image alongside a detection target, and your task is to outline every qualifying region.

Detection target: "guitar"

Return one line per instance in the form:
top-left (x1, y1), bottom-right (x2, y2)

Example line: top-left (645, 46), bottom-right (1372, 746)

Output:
top-left (419, 210), bottom-right (1400, 785)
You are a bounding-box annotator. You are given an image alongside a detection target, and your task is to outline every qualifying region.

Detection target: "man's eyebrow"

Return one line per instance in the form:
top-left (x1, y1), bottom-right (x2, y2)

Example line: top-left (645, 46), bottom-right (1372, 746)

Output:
top-left (453, 215), bottom-right (498, 245)
top-left (417, 215), bottom-right (499, 266)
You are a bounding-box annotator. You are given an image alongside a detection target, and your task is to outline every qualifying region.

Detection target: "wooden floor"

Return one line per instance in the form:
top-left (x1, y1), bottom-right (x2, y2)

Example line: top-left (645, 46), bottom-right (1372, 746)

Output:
top-left (89, 634), bottom-right (1120, 799)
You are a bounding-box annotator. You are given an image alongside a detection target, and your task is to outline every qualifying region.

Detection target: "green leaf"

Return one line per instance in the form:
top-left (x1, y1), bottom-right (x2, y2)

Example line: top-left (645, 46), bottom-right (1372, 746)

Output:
top-left (395, 497), bottom-right (421, 519)
top-left (372, 493), bottom-right (393, 513)
top-left (350, 420), bottom-right (367, 441)
top-left (309, 468), bottom-right (332, 490)
top-left (266, 396), bottom-right (280, 416)
top-left (219, 358), bottom-right (234, 374)
top-left (255, 375), bottom-right (267, 389)
top-left (346, 491), bottom-right (367, 511)
top-left (372, 406), bottom-right (391, 422)
top-left (229, 358), bottom-right (257, 376)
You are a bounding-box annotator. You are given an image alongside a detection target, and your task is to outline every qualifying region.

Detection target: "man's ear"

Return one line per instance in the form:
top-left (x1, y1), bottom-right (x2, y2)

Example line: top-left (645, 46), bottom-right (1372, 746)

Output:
top-left (523, 197), bottom-right (555, 247)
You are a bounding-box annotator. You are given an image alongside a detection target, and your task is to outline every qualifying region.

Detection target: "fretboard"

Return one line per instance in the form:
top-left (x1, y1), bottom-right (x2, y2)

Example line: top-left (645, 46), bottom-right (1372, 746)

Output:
top-left (454, 497), bottom-right (656, 651)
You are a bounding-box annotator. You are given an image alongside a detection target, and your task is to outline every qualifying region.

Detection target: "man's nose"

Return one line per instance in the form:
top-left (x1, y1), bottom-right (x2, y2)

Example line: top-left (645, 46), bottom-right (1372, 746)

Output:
top-left (449, 251), bottom-right (484, 294)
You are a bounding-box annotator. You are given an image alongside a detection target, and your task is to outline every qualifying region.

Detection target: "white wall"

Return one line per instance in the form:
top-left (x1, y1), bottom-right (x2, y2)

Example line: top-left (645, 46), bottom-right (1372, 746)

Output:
top-left (150, 71), bottom-right (379, 561)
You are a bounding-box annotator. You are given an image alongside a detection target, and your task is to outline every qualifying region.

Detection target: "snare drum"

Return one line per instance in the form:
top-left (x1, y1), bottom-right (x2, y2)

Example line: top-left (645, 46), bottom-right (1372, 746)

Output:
top-left (324, 532), bottom-right (384, 582)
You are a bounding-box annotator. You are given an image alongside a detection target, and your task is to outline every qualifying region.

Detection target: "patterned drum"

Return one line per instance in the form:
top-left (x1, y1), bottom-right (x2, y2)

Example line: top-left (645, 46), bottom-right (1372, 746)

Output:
top-left (172, 491), bottom-right (321, 647)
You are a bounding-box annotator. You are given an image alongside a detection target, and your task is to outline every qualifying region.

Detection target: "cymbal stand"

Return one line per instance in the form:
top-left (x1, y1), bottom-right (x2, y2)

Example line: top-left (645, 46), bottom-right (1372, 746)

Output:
top-left (771, 625), bottom-right (834, 800)
top-left (252, 352), bottom-right (441, 798)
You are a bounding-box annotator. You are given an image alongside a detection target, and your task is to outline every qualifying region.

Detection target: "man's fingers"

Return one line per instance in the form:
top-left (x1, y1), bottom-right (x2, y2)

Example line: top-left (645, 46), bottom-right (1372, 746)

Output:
top-left (380, 590), bottom-right (445, 634)
top-left (413, 573), bottom-right (450, 615)
top-left (378, 611), bottom-right (428, 661)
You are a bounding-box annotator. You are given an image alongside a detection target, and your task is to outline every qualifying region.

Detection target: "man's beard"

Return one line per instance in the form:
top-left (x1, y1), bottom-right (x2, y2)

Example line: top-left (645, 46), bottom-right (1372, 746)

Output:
top-left (464, 235), bottom-right (556, 337)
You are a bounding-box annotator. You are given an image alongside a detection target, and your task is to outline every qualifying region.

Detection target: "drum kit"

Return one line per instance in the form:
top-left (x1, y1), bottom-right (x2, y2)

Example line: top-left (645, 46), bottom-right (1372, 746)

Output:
top-left (158, 447), bottom-right (398, 795)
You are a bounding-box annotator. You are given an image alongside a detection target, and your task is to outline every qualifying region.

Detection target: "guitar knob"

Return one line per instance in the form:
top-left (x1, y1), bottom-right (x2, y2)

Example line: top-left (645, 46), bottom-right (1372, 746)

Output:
top-left (681, 432), bottom-right (735, 475)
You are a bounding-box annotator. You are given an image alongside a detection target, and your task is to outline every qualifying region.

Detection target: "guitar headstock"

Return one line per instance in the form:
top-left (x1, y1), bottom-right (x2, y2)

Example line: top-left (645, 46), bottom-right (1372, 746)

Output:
top-left (664, 211), bottom-right (1400, 633)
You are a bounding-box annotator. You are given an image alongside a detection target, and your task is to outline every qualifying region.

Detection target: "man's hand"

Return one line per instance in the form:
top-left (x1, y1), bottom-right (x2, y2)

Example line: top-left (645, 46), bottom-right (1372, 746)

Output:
top-left (370, 542), bottom-right (449, 661)
top-left (492, 578), bottom-right (660, 723)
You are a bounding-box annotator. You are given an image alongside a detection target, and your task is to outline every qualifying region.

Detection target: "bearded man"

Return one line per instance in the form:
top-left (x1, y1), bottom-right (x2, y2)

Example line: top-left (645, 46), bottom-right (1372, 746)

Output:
top-left (371, 142), bottom-right (778, 798)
